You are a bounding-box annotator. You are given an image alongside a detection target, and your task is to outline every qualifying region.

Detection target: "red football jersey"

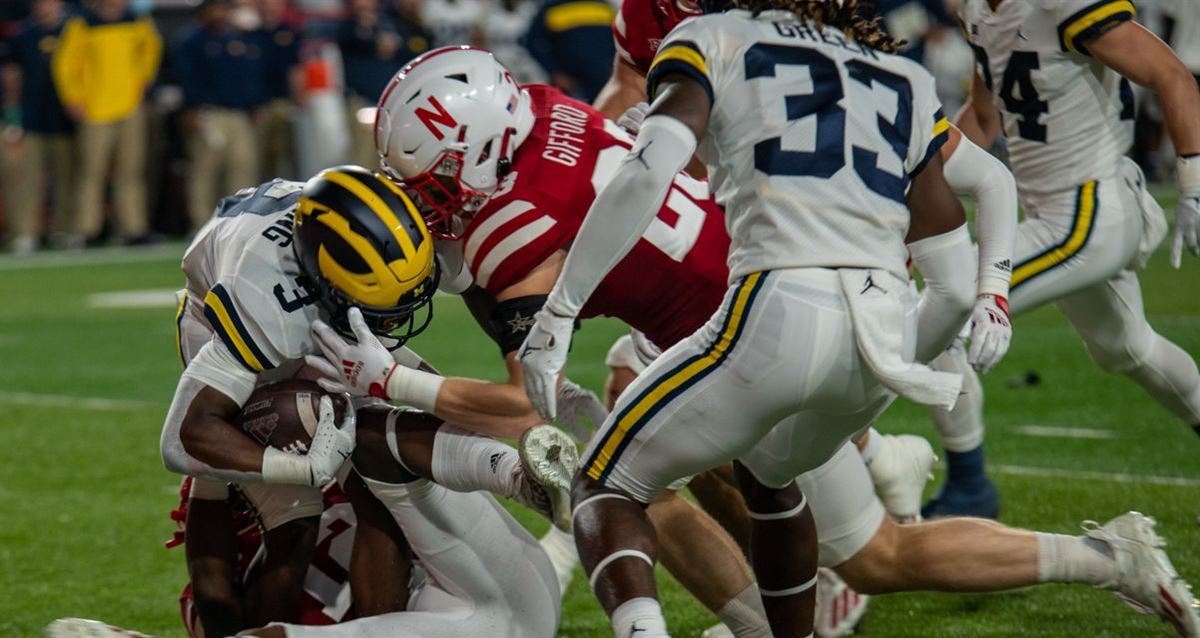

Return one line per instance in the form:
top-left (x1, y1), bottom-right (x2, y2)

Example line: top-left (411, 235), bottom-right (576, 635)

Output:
top-left (612, 0), bottom-right (682, 75)
top-left (462, 85), bottom-right (729, 349)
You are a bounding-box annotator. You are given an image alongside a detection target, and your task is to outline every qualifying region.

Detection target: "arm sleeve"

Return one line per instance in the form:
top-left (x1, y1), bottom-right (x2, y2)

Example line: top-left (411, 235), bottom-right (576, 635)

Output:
top-left (544, 114), bottom-right (697, 317)
top-left (162, 358), bottom-right (263, 483)
top-left (943, 133), bottom-right (1017, 298)
top-left (1055, 0), bottom-right (1136, 55)
top-left (910, 224), bottom-right (977, 362)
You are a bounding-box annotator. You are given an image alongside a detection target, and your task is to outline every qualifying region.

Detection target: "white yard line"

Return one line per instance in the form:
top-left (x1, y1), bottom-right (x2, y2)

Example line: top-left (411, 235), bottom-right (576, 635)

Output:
top-left (85, 289), bottom-right (181, 309)
top-left (1015, 425), bottom-right (1116, 440)
top-left (0, 391), bottom-right (160, 412)
top-left (0, 244), bottom-right (184, 272)
top-left (987, 463), bottom-right (1200, 488)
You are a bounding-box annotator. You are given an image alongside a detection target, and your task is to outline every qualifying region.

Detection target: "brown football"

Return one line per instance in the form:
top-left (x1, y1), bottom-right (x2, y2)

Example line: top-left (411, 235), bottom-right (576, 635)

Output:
top-left (235, 379), bottom-right (348, 453)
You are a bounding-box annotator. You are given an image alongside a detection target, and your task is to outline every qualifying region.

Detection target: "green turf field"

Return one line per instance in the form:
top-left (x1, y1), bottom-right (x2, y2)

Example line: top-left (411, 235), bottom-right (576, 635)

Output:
top-left (1, 201), bottom-right (1198, 637)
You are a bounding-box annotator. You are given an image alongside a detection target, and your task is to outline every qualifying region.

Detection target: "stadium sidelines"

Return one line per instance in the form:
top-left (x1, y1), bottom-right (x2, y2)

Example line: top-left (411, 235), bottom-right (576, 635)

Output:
top-left (2, 388), bottom-right (1198, 489)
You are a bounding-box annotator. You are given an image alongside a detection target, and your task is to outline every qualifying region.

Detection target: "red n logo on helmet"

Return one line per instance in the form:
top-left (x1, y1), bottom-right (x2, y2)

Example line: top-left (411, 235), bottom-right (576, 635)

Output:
top-left (415, 96), bottom-right (459, 141)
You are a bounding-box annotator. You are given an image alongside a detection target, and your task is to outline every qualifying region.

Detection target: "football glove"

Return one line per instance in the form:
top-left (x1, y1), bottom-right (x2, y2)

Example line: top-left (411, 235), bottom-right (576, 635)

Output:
top-left (617, 101), bottom-right (650, 135)
top-left (307, 307), bottom-right (444, 410)
top-left (1171, 155), bottom-right (1200, 269)
top-left (967, 295), bottom-right (1011, 374)
top-left (519, 308), bottom-right (575, 421)
top-left (261, 395), bottom-right (355, 486)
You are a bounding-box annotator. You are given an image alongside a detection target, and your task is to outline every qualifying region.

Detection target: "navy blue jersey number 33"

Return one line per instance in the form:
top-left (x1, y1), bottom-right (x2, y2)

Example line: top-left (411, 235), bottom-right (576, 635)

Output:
top-left (746, 43), bottom-right (914, 204)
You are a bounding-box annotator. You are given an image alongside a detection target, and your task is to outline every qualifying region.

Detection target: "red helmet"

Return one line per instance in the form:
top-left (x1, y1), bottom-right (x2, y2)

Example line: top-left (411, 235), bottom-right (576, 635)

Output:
top-left (653, 0), bottom-right (701, 25)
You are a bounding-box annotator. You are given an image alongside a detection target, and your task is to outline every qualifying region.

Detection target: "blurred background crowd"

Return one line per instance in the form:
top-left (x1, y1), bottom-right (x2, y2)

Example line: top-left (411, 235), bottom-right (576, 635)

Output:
top-left (0, 0), bottom-right (1195, 255)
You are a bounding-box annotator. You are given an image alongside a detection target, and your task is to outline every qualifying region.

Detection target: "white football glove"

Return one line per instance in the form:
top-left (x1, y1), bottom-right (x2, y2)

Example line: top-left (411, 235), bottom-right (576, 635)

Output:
top-left (261, 395), bottom-right (355, 486)
top-left (1172, 155), bottom-right (1200, 269)
top-left (967, 295), bottom-right (1011, 374)
top-left (307, 307), bottom-right (396, 398)
top-left (1171, 193), bottom-right (1200, 269)
top-left (617, 101), bottom-right (650, 135)
top-left (518, 309), bottom-right (575, 421)
top-left (306, 395), bottom-right (357, 484)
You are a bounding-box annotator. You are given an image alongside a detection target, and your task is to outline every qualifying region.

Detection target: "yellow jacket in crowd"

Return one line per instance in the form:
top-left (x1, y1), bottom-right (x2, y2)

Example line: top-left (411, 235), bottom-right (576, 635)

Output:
top-left (52, 8), bottom-right (162, 124)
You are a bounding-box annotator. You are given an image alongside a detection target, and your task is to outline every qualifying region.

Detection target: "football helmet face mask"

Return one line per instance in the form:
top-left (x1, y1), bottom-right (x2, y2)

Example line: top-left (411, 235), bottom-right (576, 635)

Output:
top-left (655, 0), bottom-right (701, 24)
top-left (293, 165), bottom-right (440, 347)
top-left (375, 46), bottom-right (534, 240)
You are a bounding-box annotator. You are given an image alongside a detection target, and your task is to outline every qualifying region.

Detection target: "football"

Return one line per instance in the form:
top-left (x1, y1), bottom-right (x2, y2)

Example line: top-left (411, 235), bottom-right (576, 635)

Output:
top-left (234, 379), bottom-right (348, 453)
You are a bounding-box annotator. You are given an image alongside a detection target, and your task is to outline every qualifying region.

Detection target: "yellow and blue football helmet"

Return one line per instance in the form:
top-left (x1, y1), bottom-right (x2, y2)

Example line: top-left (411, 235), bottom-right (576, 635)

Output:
top-left (293, 165), bottom-right (439, 346)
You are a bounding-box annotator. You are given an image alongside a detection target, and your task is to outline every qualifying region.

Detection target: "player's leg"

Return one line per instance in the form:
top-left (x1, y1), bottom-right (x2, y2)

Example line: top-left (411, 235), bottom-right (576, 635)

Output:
top-left (833, 511), bottom-right (1199, 632)
top-left (352, 406), bottom-right (575, 527)
top-left (921, 340), bottom-right (999, 519)
top-left (577, 271), bottom-right (866, 638)
top-left (341, 470), bottom-right (413, 616)
top-left (236, 483), bottom-right (324, 626)
top-left (1056, 268), bottom-right (1200, 432)
top-left (601, 334), bottom-right (769, 637)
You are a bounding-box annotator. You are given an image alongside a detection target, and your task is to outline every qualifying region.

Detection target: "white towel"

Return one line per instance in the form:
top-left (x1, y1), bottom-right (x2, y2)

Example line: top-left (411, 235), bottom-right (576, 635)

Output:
top-left (1121, 157), bottom-right (1167, 270)
top-left (838, 269), bottom-right (963, 410)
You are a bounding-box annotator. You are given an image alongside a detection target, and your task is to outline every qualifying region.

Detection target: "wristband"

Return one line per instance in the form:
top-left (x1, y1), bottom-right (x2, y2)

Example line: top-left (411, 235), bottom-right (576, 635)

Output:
top-left (189, 477), bottom-right (231, 500)
top-left (261, 446), bottom-right (313, 485)
top-left (977, 272), bottom-right (1010, 299)
top-left (1178, 155), bottom-right (1200, 194)
top-left (383, 365), bottom-right (445, 413)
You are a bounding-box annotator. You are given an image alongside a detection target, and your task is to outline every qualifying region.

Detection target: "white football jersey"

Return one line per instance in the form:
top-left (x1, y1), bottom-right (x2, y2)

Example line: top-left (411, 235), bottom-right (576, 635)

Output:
top-left (180, 179), bottom-right (323, 402)
top-left (960, 0), bottom-right (1136, 197)
top-left (646, 10), bottom-right (949, 281)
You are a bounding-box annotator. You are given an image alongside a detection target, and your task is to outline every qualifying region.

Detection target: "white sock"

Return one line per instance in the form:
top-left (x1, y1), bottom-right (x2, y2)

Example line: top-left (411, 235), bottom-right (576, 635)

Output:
top-left (716, 582), bottom-right (771, 638)
top-left (430, 425), bottom-right (519, 499)
top-left (539, 526), bottom-right (579, 597)
top-left (858, 428), bottom-right (883, 465)
top-left (612, 597), bottom-right (670, 638)
top-left (929, 346), bottom-right (985, 452)
top-left (1035, 533), bottom-right (1117, 587)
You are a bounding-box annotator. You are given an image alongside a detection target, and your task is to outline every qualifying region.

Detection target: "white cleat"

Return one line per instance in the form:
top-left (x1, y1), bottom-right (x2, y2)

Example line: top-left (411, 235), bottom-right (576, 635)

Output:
top-left (1084, 511), bottom-right (1200, 637)
top-left (816, 568), bottom-right (869, 638)
top-left (45, 619), bottom-right (154, 638)
top-left (864, 434), bottom-right (936, 523)
top-left (518, 424), bottom-right (581, 532)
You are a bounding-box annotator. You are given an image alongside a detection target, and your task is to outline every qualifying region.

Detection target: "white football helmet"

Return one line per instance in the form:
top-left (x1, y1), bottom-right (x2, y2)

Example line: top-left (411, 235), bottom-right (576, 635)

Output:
top-left (375, 46), bottom-right (535, 239)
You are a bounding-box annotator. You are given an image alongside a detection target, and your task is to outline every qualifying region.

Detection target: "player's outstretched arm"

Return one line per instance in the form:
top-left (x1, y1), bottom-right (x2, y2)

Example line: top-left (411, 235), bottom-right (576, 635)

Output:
top-left (940, 126), bottom-right (1016, 372)
top-left (519, 74), bottom-right (711, 420)
top-left (1087, 21), bottom-right (1200, 267)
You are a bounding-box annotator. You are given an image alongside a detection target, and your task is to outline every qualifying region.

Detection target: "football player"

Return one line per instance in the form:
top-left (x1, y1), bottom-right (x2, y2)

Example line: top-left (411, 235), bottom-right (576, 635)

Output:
top-left (926, 0), bottom-right (1200, 518)
top-left (159, 166), bottom-right (575, 526)
top-left (597, 0), bottom-right (1024, 525)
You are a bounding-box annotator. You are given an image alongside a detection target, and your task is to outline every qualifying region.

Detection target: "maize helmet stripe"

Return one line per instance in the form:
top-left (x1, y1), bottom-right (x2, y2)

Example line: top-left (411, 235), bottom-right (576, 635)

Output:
top-left (314, 209), bottom-right (422, 309)
top-left (322, 170), bottom-right (423, 259)
top-left (301, 178), bottom-right (407, 264)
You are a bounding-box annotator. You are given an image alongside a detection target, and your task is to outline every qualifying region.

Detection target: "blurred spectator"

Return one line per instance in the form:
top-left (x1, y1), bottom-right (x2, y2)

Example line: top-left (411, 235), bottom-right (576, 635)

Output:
top-left (257, 0), bottom-right (304, 179)
top-left (480, 0), bottom-right (546, 84)
top-left (525, 0), bottom-right (615, 102)
top-left (420, 0), bottom-right (484, 49)
top-left (866, 0), bottom-right (955, 63)
top-left (0, 24), bottom-right (15, 242)
top-left (53, 0), bottom-right (162, 244)
top-left (177, 0), bottom-right (267, 229)
top-left (2, 0), bottom-right (76, 254)
top-left (338, 0), bottom-right (427, 168)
